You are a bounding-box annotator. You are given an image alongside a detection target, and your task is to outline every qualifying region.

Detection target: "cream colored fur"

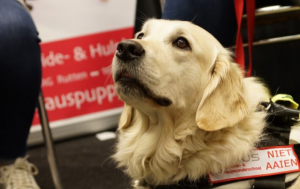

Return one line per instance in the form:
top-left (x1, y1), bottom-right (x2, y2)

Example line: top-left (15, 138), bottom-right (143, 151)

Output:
top-left (112, 19), bottom-right (300, 189)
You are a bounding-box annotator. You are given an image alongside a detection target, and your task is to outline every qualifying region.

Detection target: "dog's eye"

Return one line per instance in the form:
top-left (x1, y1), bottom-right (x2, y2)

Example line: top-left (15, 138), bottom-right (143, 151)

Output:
top-left (174, 37), bottom-right (190, 50)
top-left (137, 33), bottom-right (144, 39)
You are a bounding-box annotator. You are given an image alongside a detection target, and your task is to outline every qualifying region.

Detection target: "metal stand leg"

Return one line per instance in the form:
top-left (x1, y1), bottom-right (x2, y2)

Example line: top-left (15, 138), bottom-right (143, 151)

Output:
top-left (37, 91), bottom-right (63, 189)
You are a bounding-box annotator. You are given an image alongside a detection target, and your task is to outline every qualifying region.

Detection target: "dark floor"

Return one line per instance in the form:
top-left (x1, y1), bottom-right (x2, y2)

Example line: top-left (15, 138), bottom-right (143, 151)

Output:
top-left (28, 134), bottom-right (131, 189)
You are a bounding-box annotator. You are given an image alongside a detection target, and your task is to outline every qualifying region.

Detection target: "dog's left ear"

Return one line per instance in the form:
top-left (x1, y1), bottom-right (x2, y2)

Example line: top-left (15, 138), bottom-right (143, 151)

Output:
top-left (196, 51), bottom-right (250, 131)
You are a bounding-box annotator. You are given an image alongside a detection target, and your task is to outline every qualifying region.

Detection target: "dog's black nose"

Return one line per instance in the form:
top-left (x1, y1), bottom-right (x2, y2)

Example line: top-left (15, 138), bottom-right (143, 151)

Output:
top-left (116, 40), bottom-right (145, 62)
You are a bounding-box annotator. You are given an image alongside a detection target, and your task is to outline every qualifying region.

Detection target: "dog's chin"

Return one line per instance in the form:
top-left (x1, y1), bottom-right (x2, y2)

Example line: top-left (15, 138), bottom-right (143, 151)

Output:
top-left (115, 76), bottom-right (172, 107)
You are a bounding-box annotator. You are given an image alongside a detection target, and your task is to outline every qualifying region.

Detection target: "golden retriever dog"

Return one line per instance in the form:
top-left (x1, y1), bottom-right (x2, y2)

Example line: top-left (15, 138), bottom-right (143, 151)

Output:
top-left (112, 19), bottom-right (300, 189)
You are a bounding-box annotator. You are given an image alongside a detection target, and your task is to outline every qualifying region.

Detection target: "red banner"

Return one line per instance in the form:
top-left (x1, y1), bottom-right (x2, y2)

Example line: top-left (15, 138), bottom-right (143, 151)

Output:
top-left (32, 27), bottom-right (133, 125)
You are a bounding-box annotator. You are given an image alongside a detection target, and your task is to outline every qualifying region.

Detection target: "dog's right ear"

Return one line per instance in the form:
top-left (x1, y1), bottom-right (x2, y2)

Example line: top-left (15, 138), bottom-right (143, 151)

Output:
top-left (118, 103), bottom-right (133, 129)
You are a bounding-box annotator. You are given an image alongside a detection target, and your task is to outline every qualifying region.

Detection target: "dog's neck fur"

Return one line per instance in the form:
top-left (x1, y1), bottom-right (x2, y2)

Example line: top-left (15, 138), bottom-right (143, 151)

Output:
top-left (113, 78), bottom-right (269, 186)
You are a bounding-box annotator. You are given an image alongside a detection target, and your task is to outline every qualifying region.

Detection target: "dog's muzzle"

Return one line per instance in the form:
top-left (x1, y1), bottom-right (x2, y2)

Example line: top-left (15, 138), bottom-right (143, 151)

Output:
top-left (116, 40), bottom-right (145, 62)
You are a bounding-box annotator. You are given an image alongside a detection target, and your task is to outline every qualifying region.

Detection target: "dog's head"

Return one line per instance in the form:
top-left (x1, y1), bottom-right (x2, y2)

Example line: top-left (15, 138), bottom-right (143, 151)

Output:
top-left (112, 19), bottom-right (249, 131)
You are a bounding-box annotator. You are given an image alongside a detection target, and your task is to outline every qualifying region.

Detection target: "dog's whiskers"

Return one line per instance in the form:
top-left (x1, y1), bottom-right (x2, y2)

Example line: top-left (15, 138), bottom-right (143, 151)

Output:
top-left (103, 64), bottom-right (113, 85)
top-left (136, 17), bottom-right (147, 23)
top-left (191, 14), bottom-right (198, 23)
top-left (136, 10), bottom-right (149, 23)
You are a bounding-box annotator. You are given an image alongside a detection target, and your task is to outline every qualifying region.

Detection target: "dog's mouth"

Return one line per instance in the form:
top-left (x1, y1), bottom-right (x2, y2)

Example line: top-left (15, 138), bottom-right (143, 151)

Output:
top-left (117, 72), bottom-right (135, 82)
top-left (115, 70), bottom-right (172, 107)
